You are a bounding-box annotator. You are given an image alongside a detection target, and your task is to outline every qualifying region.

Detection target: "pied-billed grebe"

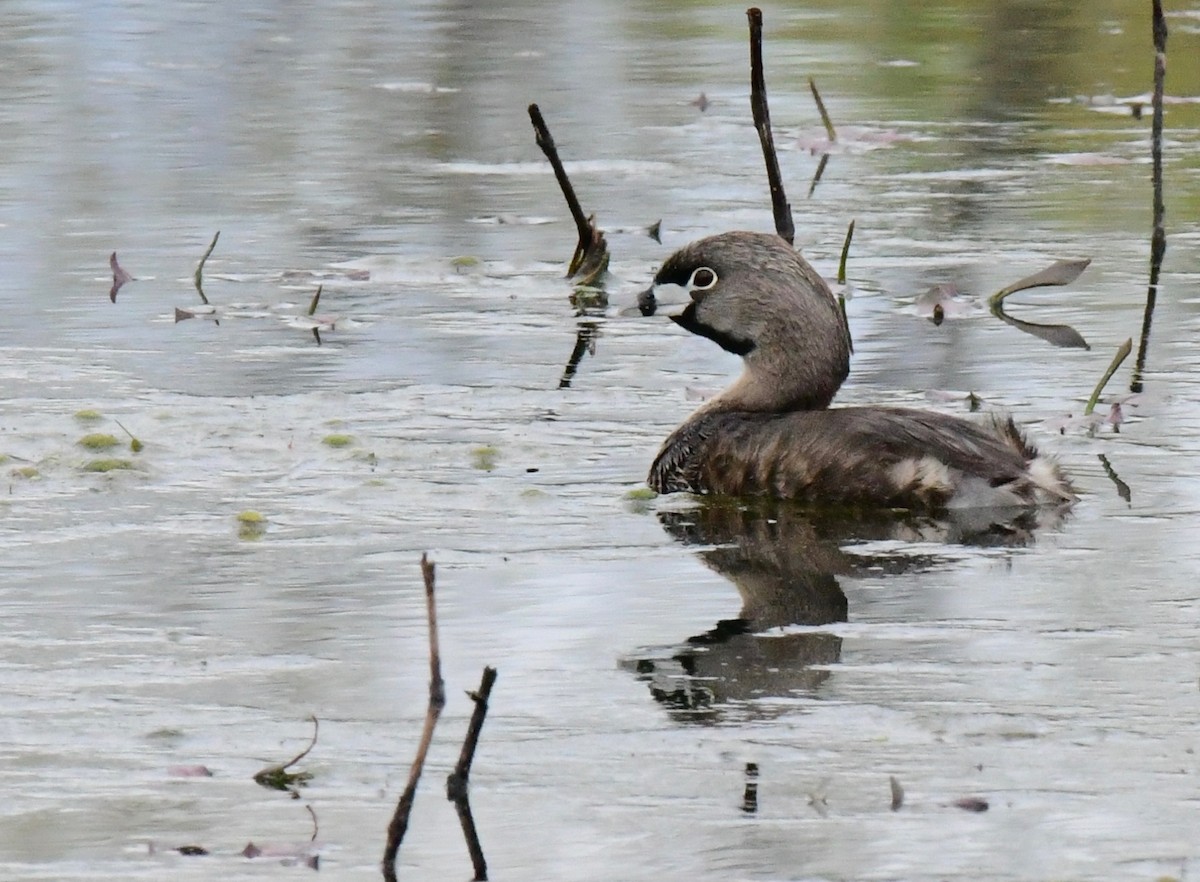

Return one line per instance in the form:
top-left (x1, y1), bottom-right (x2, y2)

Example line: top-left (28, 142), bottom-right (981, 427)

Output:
top-left (645, 231), bottom-right (1075, 509)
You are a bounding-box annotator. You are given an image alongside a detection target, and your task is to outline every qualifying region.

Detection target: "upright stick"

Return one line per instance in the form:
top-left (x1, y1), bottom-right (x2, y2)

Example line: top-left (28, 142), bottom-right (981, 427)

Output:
top-left (382, 555), bottom-right (447, 882)
top-left (747, 8), bottom-right (794, 245)
top-left (446, 666), bottom-right (498, 880)
top-left (1132, 0), bottom-right (1168, 392)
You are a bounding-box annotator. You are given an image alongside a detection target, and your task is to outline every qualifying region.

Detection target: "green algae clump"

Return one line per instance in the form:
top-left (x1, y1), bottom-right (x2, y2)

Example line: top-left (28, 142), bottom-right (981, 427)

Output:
top-left (73, 409), bottom-right (104, 423)
top-left (322, 434), bottom-right (354, 448)
top-left (82, 458), bottom-right (134, 472)
top-left (471, 445), bottom-right (499, 471)
top-left (237, 510), bottom-right (267, 540)
top-left (78, 433), bottom-right (120, 451)
top-left (624, 487), bottom-right (657, 501)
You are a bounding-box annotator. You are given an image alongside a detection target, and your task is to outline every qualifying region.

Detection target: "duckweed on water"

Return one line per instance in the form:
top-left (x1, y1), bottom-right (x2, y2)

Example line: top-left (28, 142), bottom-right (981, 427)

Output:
top-left (78, 433), bottom-right (120, 451)
top-left (82, 458), bottom-right (134, 472)
top-left (322, 433), bottom-right (354, 448)
top-left (471, 445), bottom-right (499, 471)
top-left (237, 510), bottom-right (267, 540)
top-left (73, 409), bottom-right (103, 423)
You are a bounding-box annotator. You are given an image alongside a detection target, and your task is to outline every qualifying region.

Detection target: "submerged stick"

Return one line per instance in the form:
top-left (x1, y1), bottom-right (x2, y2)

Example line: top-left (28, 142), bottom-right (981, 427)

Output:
top-left (382, 555), bottom-right (446, 882)
top-left (193, 231), bottom-right (219, 305)
top-left (527, 104), bottom-right (608, 284)
top-left (809, 78), bottom-right (837, 143)
top-left (446, 666), bottom-right (498, 881)
top-left (1084, 338), bottom-right (1132, 416)
top-left (1132, 0), bottom-right (1168, 393)
top-left (747, 8), bottom-right (794, 245)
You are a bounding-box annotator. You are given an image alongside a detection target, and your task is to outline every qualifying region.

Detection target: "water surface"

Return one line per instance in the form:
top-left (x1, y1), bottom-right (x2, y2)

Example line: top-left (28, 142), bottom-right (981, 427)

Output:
top-left (2, 1), bottom-right (1200, 879)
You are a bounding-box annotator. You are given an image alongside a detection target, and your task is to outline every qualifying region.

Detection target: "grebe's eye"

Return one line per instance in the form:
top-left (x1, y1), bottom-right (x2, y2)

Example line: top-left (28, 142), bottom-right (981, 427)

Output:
top-left (688, 266), bottom-right (718, 290)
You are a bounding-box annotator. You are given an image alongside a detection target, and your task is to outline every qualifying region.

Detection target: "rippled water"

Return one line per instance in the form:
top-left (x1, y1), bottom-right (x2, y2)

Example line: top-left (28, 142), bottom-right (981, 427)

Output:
top-left (3, 1), bottom-right (1200, 880)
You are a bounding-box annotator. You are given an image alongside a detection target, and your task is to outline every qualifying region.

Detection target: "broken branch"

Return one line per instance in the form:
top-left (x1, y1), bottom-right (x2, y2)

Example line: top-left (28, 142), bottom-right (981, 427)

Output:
top-left (446, 666), bottom-right (498, 881)
top-left (382, 554), bottom-right (446, 882)
top-left (193, 231), bottom-right (219, 306)
top-left (527, 104), bottom-right (609, 284)
top-left (747, 7), bottom-right (794, 245)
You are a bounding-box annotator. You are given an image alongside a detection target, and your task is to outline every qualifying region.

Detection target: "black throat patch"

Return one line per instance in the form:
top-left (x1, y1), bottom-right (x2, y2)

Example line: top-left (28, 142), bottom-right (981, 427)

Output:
top-left (672, 303), bottom-right (755, 356)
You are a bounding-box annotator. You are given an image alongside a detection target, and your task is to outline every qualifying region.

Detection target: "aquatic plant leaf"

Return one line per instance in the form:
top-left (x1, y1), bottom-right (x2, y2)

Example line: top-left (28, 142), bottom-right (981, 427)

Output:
top-left (989, 305), bottom-right (1090, 349)
top-left (109, 252), bottom-right (133, 303)
top-left (988, 258), bottom-right (1091, 307)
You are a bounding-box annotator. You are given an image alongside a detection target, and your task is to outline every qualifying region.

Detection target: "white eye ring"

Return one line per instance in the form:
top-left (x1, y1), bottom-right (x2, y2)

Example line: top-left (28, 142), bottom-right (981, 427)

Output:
top-left (688, 266), bottom-right (718, 290)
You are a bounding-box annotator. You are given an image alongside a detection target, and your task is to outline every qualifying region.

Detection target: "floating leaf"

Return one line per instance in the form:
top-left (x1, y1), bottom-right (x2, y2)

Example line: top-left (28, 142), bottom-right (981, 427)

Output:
top-left (889, 775), bottom-right (904, 811)
top-left (988, 258), bottom-right (1091, 308)
top-left (109, 252), bottom-right (133, 303)
top-left (954, 796), bottom-right (989, 813)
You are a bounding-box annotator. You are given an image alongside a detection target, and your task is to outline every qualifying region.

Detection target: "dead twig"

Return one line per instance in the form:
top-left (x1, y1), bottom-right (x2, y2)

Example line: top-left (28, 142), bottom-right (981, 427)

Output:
top-left (254, 716), bottom-right (319, 791)
top-left (382, 554), bottom-right (446, 882)
top-left (1132, 0), bottom-right (1168, 392)
top-left (446, 666), bottom-right (498, 881)
top-left (527, 104), bottom-right (609, 286)
top-left (193, 231), bottom-right (219, 305)
top-left (747, 8), bottom-right (794, 245)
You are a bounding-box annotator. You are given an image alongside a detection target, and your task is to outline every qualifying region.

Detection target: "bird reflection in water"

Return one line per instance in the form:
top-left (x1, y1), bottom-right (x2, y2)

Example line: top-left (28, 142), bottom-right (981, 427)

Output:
top-left (625, 500), bottom-right (1058, 724)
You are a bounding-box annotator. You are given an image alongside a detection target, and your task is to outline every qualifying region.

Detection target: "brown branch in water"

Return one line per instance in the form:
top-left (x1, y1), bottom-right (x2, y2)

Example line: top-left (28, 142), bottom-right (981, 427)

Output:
top-left (253, 716), bottom-right (319, 791)
top-left (193, 231), bottom-right (219, 306)
top-left (446, 666), bottom-right (498, 881)
top-left (1132, 0), bottom-right (1168, 393)
top-left (747, 8), bottom-right (794, 245)
top-left (559, 321), bottom-right (600, 388)
top-left (527, 104), bottom-right (608, 284)
top-left (382, 554), bottom-right (446, 882)
top-left (809, 78), bottom-right (837, 143)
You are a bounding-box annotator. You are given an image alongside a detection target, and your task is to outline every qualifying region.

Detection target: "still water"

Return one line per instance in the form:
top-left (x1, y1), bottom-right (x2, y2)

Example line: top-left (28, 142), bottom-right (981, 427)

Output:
top-left (2, 1), bottom-right (1200, 879)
